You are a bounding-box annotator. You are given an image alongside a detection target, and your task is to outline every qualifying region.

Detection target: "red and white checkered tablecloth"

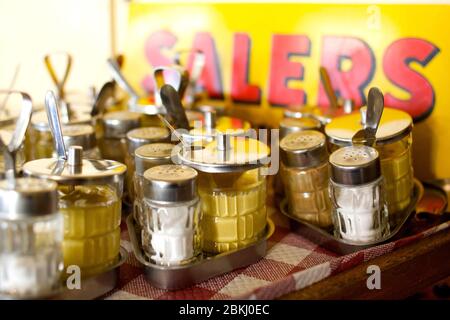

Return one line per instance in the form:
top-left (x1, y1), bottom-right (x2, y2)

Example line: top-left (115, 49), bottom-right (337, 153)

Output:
top-left (103, 200), bottom-right (450, 300)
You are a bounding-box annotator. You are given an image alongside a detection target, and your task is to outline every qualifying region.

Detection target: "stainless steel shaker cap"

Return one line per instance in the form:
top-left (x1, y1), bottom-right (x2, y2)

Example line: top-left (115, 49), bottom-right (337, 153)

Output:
top-left (134, 143), bottom-right (174, 175)
top-left (143, 164), bottom-right (197, 202)
top-left (101, 111), bottom-right (142, 139)
top-left (62, 124), bottom-right (96, 150)
top-left (280, 130), bottom-right (328, 168)
top-left (279, 117), bottom-right (322, 139)
top-left (126, 126), bottom-right (170, 154)
top-left (329, 145), bottom-right (381, 185)
top-left (0, 178), bottom-right (58, 220)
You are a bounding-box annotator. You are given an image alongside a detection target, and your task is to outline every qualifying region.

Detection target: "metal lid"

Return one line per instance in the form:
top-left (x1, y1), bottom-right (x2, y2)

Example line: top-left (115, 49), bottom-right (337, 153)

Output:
top-left (31, 109), bottom-right (92, 132)
top-left (134, 143), bottom-right (174, 175)
top-left (325, 107), bottom-right (413, 146)
top-left (126, 126), bottom-right (170, 154)
top-left (0, 177), bottom-right (58, 220)
top-left (23, 146), bottom-right (127, 185)
top-left (143, 164), bottom-right (197, 202)
top-left (128, 97), bottom-right (166, 115)
top-left (62, 124), bottom-right (96, 150)
top-left (329, 145), bottom-right (381, 185)
top-left (280, 130), bottom-right (328, 168)
top-left (178, 135), bottom-right (270, 173)
top-left (101, 111), bottom-right (142, 138)
top-left (280, 117), bottom-right (322, 139)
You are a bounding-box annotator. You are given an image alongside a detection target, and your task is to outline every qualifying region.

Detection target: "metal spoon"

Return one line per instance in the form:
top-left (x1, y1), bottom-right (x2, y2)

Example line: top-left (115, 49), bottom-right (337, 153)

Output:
top-left (0, 90), bottom-right (33, 182)
top-left (0, 64), bottom-right (21, 117)
top-left (44, 52), bottom-right (72, 101)
top-left (160, 84), bottom-right (190, 130)
top-left (107, 58), bottom-right (140, 101)
top-left (91, 81), bottom-right (115, 117)
top-left (352, 87), bottom-right (384, 146)
top-left (153, 66), bottom-right (189, 107)
top-left (319, 66), bottom-right (339, 116)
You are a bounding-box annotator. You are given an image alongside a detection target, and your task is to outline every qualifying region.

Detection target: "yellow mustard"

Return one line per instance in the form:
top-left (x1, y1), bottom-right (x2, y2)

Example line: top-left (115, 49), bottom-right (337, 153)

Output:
top-left (178, 135), bottom-right (270, 254)
top-left (325, 108), bottom-right (413, 225)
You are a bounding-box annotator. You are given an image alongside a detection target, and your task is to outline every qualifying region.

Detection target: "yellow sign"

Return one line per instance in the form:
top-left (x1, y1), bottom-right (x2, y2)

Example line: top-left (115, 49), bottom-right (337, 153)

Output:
top-left (123, 2), bottom-right (450, 179)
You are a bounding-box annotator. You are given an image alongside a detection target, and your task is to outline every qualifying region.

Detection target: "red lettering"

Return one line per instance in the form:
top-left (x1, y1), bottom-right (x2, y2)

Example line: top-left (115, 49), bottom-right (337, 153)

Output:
top-left (231, 33), bottom-right (261, 104)
top-left (383, 38), bottom-right (439, 121)
top-left (188, 32), bottom-right (223, 99)
top-left (268, 34), bottom-right (310, 106)
top-left (142, 30), bottom-right (177, 94)
top-left (318, 36), bottom-right (375, 112)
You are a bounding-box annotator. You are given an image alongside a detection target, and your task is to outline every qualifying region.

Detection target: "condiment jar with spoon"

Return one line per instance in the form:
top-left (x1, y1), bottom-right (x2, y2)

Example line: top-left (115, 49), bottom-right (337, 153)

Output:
top-left (325, 88), bottom-right (413, 225)
top-left (23, 91), bottom-right (126, 278)
top-left (0, 91), bottom-right (64, 299)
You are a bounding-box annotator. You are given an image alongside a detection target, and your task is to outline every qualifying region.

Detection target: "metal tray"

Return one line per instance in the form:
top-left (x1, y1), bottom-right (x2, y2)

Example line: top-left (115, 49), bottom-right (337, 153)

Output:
top-left (1, 246), bottom-right (127, 300)
top-left (280, 179), bottom-right (448, 254)
top-left (126, 214), bottom-right (275, 290)
top-left (50, 246), bottom-right (127, 300)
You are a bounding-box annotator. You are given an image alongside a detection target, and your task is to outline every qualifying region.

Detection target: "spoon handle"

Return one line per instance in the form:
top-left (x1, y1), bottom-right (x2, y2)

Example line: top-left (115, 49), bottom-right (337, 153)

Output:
top-left (366, 87), bottom-right (384, 132)
top-left (160, 84), bottom-right (190, 130)
top-left (107, 58), bottom-right (139, 101)
top-left (45, 91), bottom-right (67, 160)
top-left (91, 81), bottom-right (115, 117)
top-left (44, 52), bottom-right (72, 100)
top-left (319, 67), bottom-right (339, 114)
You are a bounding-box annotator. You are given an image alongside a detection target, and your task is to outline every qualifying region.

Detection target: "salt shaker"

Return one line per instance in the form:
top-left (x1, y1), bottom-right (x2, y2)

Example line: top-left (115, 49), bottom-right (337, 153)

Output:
top-left (280, 130), bottom-right (332, 228)
top-left (329, 145), bottom-right (389, 243)
top-left (125, 127), bottom-right (170, 203)
top-left (0, 178), bottom-right (63, 299)
top-left (142, 164), bottom-right (201, 266)
top-left (133, 143), bottom-right (174, 230)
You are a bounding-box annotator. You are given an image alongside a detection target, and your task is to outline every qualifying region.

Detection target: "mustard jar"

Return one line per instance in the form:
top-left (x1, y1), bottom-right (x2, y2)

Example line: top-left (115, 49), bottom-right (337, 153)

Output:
top-left (280, 130), bottom-right (332, 228)
top-left (62, 124), bottom-right (101, 159)
top-left (329, 145), bottom-right (389, 243)
top-left (325, 108), bottom-right (413, 225)
top-left (133, 143), bottom-right (175, 231)
top-left (178, 134), bottom-right (270, 253)
top-left (279, 116), bottom-right (322, 140)
top-left (98, 110), bottom-right (142, 163)
top-left (141, 164), bottom-right (202, 266)
top-left (28, 109), bottom-right (92, 160)
top-left (23, 92), bottom-right (126, 278)
top-left (125, 127), bottom-right (170, 203)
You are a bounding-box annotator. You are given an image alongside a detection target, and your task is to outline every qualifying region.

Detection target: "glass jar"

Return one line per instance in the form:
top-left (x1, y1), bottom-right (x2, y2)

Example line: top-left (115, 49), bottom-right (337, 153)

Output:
top-left (0, 178), bottom-right (63, 299)
top-left (98, 110), bottom-right (142, 163)
top-left (280, 130), bottom-right (332, 228)
top-left (23, 146), bottom-right (126, 278)
top-left (325, 108), bottom-right (413, 225)
top-left (28, 110), bottom-right (92, 160)
top-left (62, 124), bottom-right (101, 159)
top-left (329, 145), bottom-right (389, 243)
top-left (142, 164), bottom-right (202, 266)
top-left (0, 130), bottom-right (25, 179)
top-left (125, 127), bottom-right (170, 204)
top-left (279, 116), bottom-right (322, 140)
top-left (178, 134), bottom-right (270, 254)
top-left (133, 143), bottom-right (174, 229)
